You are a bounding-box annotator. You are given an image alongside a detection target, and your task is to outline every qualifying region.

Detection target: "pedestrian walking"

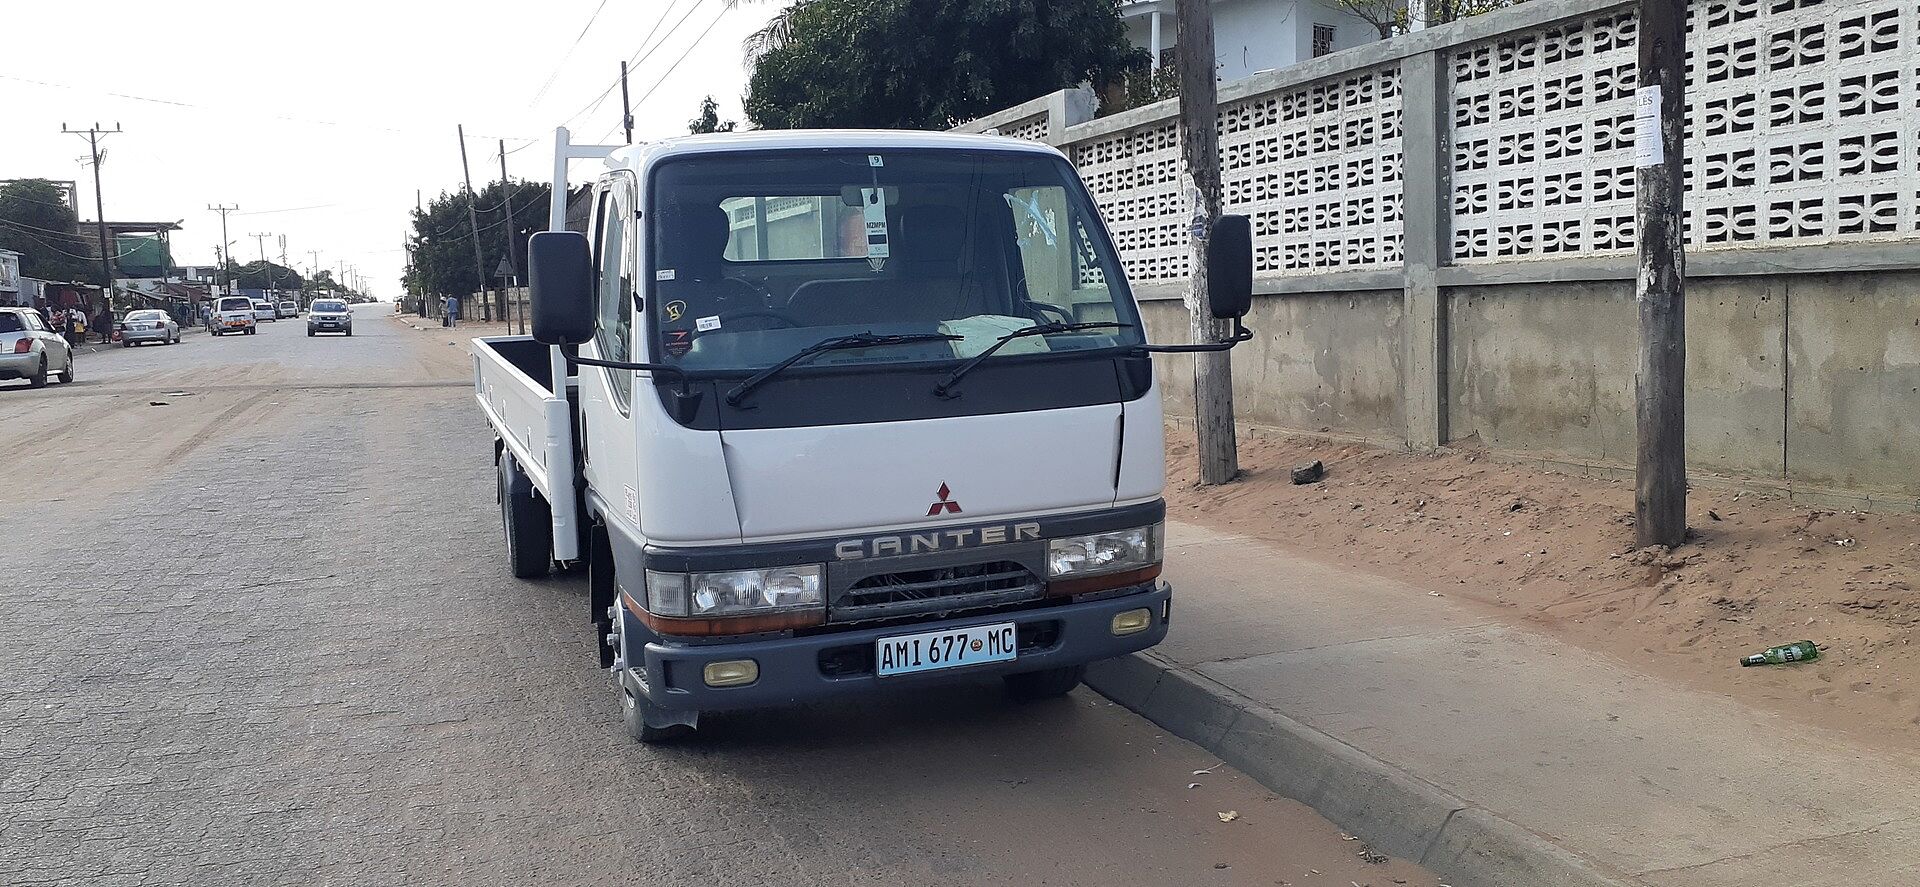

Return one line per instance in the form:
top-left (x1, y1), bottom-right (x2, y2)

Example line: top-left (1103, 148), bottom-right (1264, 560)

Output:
top-left (444, 295), bottom-right (459, 329)
top-left (95, 305), bottom-right (113, 344)
top-left (62, 307), bottom-right (80, 344)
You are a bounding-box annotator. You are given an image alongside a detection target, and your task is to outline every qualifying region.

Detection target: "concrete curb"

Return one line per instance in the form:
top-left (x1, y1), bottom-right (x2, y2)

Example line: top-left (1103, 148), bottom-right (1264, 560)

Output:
top-left (1086, 653), bottom-right (1640, 887)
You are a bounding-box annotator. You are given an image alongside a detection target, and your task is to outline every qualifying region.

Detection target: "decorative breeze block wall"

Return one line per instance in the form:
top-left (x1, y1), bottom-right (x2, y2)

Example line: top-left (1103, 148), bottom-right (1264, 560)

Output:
top-left (1450, 0), bottom-right (1920, 261)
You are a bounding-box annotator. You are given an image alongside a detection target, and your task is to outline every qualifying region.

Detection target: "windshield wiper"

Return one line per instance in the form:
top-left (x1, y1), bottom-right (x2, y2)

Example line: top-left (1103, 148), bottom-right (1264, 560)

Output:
top-left (725, 332), bottom-right (962, 407)
top-left (932, 321), bottom-right (1131, 399)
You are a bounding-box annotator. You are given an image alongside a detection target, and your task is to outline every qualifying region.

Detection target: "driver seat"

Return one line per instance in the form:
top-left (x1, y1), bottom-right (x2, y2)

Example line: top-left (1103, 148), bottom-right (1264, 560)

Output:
top-left (655, 202), bottom-right (763, 323)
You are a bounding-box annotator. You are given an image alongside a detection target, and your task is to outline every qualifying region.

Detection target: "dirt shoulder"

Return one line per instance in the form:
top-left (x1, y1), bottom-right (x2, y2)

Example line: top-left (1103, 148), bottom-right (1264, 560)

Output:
top-left (1164, 428), bottom-right (1920, 751)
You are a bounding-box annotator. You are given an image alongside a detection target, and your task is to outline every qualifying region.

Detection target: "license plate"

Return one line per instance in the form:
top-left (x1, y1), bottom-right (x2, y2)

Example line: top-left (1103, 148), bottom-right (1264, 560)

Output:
top-left (876, 622), bottom-right (1016, 677)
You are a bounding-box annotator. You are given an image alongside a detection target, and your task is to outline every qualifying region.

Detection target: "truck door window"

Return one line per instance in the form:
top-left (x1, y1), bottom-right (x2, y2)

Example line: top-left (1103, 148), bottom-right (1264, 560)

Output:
top-left (592, 183), bottom-right (634, 408)
top-left (1005, 186), bottom-right (1116, 325)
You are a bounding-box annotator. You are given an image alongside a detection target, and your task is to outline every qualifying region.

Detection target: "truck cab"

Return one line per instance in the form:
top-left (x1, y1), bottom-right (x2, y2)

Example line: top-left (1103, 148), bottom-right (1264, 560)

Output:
top-left (478, 129), bottom-right (1250, 742)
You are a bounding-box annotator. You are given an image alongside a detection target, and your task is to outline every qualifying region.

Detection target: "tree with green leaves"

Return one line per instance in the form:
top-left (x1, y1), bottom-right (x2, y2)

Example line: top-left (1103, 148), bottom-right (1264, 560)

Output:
top-left (689, 95), bottom-right (737, 134)
top-left (0, 179), bottom-right (103, 284)
top-left (1333, 0), bottom-right (1524, 38)
top-left (743, 0), bottom-right (1145, 130)
top-left (226, 260), bottom-right (304, 293)
top-left (405, 178), bottom-right (551, 307)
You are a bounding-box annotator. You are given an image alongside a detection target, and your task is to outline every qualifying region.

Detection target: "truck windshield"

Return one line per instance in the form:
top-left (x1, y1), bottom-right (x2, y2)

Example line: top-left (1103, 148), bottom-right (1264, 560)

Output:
top-left (646, 149), bottom-right (1143, 373)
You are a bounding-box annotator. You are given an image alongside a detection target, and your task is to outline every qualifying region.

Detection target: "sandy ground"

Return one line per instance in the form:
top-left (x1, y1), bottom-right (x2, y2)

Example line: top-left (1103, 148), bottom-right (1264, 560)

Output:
top-left (1165, 429), bottom-right (1920, 752)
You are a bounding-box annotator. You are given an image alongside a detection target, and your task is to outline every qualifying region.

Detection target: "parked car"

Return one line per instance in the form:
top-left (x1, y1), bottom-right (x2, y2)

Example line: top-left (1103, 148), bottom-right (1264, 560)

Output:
top-left (0, 307), bottom-right (76, 387)
top-left (119, 309), bottom-right (180, 346)
top-left (209, 296), bottom-right (257, 336)
top-left (306, 299), bottom-right (352, 336)
top-left (276, 300), bottom-right (299, 319)
top-left (252, 299), bottom-right (277, 322)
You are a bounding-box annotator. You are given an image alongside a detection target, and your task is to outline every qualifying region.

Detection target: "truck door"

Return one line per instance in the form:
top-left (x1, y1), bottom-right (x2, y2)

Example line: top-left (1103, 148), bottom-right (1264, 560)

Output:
top-left (582, 173), bottom-right (643, 540)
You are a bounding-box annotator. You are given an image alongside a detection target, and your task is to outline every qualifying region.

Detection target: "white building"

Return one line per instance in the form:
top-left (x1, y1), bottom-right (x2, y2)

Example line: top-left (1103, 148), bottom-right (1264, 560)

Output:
top-left (1121, 0), bottom-right (1382, 82)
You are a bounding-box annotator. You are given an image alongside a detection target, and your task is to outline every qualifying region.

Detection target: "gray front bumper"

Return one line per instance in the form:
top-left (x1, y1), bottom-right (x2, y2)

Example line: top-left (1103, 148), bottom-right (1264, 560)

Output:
top-left (625, 581), bottom-right (1171, 713)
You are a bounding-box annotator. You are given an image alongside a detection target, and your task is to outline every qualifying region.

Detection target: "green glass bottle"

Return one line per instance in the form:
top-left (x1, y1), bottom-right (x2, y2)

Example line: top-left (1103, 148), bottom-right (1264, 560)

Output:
top-left (1739, 640), bottom-right (1820, 667)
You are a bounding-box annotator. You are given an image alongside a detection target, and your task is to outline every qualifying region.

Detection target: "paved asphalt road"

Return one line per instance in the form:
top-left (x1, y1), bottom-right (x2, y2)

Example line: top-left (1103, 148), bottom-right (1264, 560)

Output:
top-left (0, 306), bottom-right (1439, 887)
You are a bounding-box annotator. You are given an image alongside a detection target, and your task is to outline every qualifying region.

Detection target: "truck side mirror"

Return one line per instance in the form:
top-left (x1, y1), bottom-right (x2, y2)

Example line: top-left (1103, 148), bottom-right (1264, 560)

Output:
top-left (529, 231), bottom-right (595, 345)
top-left (1206, 214), bottom-right (1253, 320)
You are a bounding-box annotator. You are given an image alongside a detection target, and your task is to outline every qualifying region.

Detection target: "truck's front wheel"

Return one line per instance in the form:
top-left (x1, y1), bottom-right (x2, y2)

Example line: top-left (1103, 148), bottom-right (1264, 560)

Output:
top-left (1004, 664), bottom-right (1086, 701)
top-left (498, 451), bottom-right (552, 579)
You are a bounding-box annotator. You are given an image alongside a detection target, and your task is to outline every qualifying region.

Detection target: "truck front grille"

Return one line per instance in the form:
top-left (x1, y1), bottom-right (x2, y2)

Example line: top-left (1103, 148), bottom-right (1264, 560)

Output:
top-left (833, 560), bottom-right (1041, 622)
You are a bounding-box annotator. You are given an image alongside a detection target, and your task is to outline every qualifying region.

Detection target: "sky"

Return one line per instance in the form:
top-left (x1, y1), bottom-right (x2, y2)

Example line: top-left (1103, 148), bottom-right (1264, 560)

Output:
top-left (0, 0), bottom-right (786, 298)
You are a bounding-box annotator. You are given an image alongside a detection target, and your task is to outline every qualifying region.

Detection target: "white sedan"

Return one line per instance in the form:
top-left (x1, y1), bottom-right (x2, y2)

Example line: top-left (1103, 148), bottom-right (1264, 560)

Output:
top-left (119, 309), bottom-right (181, 346)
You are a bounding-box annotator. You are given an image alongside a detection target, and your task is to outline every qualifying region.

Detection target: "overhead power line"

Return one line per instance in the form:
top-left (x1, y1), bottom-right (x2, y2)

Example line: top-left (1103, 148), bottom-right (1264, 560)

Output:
top-left (559, 0), bottom-right (710, 130)
top-left (529, 0), bottom-right (614, 108)
top-left (0, 73), bottom-right (539, 143)
top-left (597, 4), bottom-right (733, 141)
top-left (0, 219), bottom-right (141, 260)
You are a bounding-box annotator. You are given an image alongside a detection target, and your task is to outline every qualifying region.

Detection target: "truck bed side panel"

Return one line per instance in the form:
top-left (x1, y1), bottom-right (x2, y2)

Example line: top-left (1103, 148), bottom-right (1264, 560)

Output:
top-left (474, 335), bottom-right (564, 500)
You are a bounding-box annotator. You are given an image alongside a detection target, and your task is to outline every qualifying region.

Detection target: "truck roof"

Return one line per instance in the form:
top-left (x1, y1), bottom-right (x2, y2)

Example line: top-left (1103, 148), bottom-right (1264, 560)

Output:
top-left (606, 129), bottom-right (1065, 171)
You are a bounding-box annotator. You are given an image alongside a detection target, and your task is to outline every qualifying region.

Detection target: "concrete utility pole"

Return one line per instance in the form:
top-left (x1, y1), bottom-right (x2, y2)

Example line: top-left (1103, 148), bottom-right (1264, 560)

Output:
top-left (207, 204), bottom-right (238, 294)
top-left (457, 124), bottom-right (491, 322)
top-left (1634, 0), bottom-right (1687, 548)
top-left (278, 235), bottom-right (292, 305)
top-left (1176, 0), bottom-right (1239, 485)
top-left (249, 232), bottom-right (272, 296)
top-left (413, 189), bottom-right (428, 317)
top-left (63, 123), bottom-right (122, 294)
top-left (619, 61), bottom-right (635, 144)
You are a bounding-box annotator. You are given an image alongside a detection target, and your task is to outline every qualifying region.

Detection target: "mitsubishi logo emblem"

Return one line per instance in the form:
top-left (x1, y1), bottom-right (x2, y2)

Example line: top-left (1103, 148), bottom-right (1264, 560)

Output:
top-left (926, 482), bottom-right (962, 516)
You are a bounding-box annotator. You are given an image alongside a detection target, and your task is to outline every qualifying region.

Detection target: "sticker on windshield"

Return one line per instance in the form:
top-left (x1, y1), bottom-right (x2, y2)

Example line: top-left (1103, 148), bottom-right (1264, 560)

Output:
top-left (868, 155), bottom-right (884, 167)
top-left (664, 329), bottom-right (693, 357)
top-left (695, 315), bottom-right (721, 332)
top-left (655, 269), bottom-right (676, 281)
top-left (663, 300), bottom-right (686, 321)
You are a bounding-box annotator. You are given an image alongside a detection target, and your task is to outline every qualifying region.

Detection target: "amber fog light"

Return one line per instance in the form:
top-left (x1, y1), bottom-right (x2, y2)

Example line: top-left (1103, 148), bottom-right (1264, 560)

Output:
top-left (703, 660), bottom-right (759, 688)
top-left (1110, 608), bottom-right (1153, 637)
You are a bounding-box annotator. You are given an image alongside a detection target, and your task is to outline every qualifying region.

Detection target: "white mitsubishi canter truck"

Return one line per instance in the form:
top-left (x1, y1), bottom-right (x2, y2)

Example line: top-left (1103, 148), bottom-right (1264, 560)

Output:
top-left (474, 127), bottom-right (1251, 742)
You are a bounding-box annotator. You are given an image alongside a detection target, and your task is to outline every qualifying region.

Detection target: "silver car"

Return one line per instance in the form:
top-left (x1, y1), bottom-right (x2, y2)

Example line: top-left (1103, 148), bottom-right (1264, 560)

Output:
top-left (306, 299), bottom-right (353, 336)
top-left (0, 308), bottom-right (76, 388)
top-left (119, 309), bottom-right (180, 347)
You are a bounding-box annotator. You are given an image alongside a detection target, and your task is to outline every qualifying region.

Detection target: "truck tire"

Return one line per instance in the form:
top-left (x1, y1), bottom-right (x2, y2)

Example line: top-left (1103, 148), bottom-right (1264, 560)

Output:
top-left (498, 451), bottom-right (552, 579)
top-left (1003, 664), bottom-right (1086, 701)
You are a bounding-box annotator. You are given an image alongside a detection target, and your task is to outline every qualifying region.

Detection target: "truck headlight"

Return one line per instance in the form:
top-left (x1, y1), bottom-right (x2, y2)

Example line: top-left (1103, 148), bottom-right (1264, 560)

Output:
top-left (644, 565), bottom-right (824, 617)
top-left (1046, 524), bottom-right (1163, 579)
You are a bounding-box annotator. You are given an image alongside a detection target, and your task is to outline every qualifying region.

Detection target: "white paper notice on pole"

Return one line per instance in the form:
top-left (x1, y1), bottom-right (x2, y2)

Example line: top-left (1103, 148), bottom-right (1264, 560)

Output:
top-left (1633, 85), bottom-right (1663, 167)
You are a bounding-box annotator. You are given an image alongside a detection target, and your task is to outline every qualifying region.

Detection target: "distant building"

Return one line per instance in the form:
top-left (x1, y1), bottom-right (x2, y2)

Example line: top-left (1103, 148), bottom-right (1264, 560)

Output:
top-left (1120, 0), bottom-right (1380, 82)
top-left (0, 250), bottom-right (19, 306)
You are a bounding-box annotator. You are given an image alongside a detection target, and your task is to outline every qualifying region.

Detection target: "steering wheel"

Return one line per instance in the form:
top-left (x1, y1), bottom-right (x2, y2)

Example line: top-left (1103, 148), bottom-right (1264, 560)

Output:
top-left (1027, 302), bottom-right (1073, 323)
top-left (717, 308), bottom-right (805, 330)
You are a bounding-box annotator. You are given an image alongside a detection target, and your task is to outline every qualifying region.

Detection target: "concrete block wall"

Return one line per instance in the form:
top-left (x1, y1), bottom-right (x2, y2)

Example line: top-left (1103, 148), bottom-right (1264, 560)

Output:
top-left (963, 0), bottom-right (1920, 507)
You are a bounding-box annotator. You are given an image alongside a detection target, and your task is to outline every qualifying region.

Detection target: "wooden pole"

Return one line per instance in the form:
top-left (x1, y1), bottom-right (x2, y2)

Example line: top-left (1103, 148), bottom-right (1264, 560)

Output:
top-left (1634, 0), bottom-right (1686, 547)
top-left (499, 139), bottom-right (524, 336)
top-left (1176, 0), bottom-right (1238, 485)
top-left (457, 124), bottom-right (491, 322)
